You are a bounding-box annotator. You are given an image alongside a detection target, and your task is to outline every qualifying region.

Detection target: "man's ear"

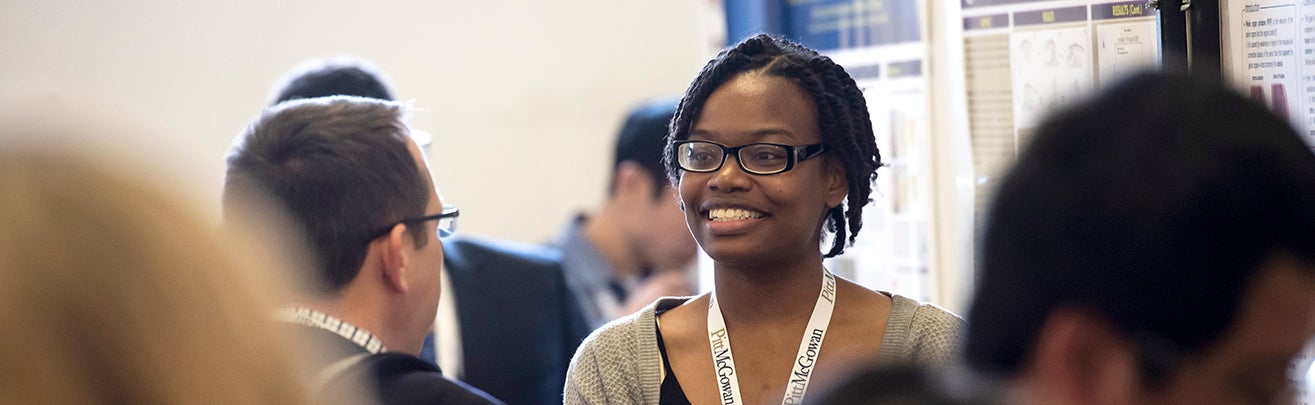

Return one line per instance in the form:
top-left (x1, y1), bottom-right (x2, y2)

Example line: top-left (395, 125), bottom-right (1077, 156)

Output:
top-left (825, 160), bottom-right (848, 209)
top-left (1025, 308), bottom-right (1143, 405)
top-left (380, 223), bottom-right (410, 293)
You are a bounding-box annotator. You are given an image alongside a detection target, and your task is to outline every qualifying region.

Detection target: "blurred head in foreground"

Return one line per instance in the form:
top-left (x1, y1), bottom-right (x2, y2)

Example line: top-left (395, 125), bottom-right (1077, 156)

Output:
top-left (0, 127), bottom-right (310, 404)
top-left (814, 364), bottom-right (1001, 405)
top-left (967, 72), bottom-right (1315, 404)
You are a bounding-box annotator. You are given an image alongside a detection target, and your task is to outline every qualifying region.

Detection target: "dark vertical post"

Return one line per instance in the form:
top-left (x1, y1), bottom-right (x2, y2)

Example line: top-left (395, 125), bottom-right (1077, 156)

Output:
top-left (1159, 0), bottom-right (1190, 75)
top-left (1187, 0), bottom-right (1223, 84)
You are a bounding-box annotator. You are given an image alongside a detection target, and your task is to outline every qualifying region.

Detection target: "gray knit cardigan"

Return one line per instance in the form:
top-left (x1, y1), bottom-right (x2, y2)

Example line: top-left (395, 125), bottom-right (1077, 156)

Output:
top-left (563, 294), bottom-right (964, 404)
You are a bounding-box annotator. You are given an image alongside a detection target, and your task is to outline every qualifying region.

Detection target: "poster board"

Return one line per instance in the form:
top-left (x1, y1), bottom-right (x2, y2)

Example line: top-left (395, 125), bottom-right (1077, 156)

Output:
top-left (1221, 0), bottom-right (1315, 147)
top-left (960, 0), bottom-right (1160, 222)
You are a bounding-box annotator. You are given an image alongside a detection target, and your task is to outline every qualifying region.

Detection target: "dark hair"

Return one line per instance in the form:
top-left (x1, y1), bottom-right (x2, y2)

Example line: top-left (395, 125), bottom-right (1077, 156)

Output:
top-left (272, 60), bottom-right (395, 105)
top-left (224, 96), bottom-right (430, 294)
top-left (965, 72), bottom-right (1315, 383)
top-left (612, 97), bottom-right (679, 198)
top-left (663, 34), bottom-right (881, 258)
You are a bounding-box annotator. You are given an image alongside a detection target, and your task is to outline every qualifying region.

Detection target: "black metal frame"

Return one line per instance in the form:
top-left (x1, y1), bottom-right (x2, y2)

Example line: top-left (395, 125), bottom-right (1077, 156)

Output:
top-left (1158, 0), bottom-right (1222, 83)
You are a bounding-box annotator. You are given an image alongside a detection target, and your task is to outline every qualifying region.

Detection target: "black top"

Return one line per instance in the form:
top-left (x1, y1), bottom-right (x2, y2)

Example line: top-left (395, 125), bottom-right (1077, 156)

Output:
top-left (655, 308), bottom-right (693, 405)
top-left (292, 325), bottom-right (503, 405)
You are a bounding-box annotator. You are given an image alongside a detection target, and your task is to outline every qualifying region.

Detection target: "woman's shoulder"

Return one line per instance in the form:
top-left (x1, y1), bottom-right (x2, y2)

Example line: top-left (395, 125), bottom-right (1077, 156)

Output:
top-left (577, 297), bottom-right (686, 356)
top-left (889, 294), bottom-right (964, 330)
top-left (879, 293), bottom-right (966, 364)
top-left (565, 296), bottom-right (694, 404)
top-left (570, 295), bottom-right (699, 370)
top-left (654, 293), bottom-right (709, 326)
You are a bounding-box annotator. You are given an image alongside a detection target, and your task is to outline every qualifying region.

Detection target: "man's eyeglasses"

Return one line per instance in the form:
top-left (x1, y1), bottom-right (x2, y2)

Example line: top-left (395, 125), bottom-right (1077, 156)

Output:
top-left (674, 140), bottom-right (826, 175)
top-left (366, 206), bottom-right (459, 243)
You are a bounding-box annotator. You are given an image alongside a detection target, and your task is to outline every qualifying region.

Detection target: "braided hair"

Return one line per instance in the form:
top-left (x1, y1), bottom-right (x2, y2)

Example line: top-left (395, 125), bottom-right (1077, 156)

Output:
top-left (663, 34), bottom-right (882, 258)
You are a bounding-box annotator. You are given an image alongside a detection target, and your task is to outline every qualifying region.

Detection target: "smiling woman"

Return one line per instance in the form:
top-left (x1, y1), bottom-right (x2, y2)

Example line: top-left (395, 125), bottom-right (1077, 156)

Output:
top-left (563, 34), bottom-right (965, 405)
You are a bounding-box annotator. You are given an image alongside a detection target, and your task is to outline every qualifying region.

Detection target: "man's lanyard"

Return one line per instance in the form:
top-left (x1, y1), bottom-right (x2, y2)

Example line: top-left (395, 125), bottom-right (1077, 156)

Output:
top-left (276, 307), bottom-right (387, 354)
top-left (707, 270), bottom-right (836, 405)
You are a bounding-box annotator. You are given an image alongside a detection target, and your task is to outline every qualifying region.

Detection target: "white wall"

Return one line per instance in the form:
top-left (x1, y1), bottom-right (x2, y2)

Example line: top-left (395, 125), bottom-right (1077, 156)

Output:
top-left (0, 0), bottom-right (721, 243)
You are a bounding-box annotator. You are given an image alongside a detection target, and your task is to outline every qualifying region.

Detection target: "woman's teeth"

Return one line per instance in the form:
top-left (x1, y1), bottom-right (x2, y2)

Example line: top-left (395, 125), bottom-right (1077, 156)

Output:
top-left (708, 208), bottom-right (764, 222)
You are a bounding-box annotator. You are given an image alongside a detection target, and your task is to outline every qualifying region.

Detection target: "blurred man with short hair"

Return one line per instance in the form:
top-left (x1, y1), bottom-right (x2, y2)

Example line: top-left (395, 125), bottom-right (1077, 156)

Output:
top-left (966, 72), bottom-right (1315, 405)
top-left (551, 98), bottom-right (699, 327)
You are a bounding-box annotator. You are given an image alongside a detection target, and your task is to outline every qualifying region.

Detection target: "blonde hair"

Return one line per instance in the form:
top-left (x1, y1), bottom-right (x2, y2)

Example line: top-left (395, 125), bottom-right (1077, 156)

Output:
top-left (0, 147), bottom-right (312, 404)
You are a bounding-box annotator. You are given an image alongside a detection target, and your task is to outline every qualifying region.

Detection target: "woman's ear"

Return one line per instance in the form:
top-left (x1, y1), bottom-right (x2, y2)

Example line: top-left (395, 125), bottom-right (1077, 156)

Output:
top-left (825, 159), bottom-right (848, 209)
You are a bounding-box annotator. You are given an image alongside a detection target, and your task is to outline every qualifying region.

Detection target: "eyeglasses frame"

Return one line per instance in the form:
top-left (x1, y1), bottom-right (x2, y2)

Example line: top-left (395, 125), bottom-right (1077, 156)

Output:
top-left (673, 140), bottom-right (827, 175)
top-left (365, 206), bottom-right (459, 244)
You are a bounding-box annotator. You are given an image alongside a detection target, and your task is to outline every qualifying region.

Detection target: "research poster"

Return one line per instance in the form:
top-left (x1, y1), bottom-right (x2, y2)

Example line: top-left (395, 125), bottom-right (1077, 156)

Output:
top-left (1222, 0), bottom-right (1315, 146)
top-left (961, 0), bottom-right (1159, 218)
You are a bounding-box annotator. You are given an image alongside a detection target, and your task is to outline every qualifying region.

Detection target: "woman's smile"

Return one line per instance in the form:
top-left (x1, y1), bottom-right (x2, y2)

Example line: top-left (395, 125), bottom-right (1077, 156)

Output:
top-left (695, 198), bottom-right (772, 237)
top-left (703, 207), bottom-right (767, 235)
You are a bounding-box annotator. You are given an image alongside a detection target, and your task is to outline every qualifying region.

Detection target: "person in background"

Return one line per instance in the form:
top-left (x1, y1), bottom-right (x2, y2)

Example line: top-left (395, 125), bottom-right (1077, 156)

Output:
top-left (551, 98), bottom-right (699, 328)
top-left (272, 57), bottom-right (394, 102)
top-left (0, 125), bottom-right (311, 404)
top-left (965, 72), bottom-right (1315, 405)
top-left (565, 34), bottom-right (963, 404)
top-left (225, 96), bottom-right (499, 404)
top-left (268, 58), bottom-right (590, 405)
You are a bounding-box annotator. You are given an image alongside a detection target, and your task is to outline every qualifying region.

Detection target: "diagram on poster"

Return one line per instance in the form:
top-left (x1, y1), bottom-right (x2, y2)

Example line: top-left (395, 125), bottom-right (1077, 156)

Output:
top-left (1010, 27), bottom-right (1095, 133)
top-left (1096, 20), bottom-right (1159, 85)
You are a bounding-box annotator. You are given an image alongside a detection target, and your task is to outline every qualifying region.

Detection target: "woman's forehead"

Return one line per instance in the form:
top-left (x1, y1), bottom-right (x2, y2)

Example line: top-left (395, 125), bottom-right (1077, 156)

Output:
top-left (691, 73), bottom-right (820, 144)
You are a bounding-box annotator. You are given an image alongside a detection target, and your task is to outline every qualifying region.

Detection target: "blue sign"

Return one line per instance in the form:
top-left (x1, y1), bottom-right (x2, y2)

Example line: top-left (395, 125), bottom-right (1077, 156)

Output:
top-left (726, 0), bottom-right (921, 51)
top-left (786, 0), bottom-right (921, 50)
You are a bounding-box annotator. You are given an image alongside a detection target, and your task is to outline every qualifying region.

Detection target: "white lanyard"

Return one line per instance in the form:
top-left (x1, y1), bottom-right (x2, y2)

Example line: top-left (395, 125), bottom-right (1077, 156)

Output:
top-left (707, 270), bottom-right (836, 405)
top-left (276, 307), bottom-right (387, 354)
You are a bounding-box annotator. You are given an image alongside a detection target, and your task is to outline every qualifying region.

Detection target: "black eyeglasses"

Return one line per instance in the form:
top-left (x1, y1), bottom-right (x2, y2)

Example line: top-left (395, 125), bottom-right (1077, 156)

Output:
top-left (365, 206), bottom-right (459, 244)
top-left (674, 140), bottom-right (826, 175)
